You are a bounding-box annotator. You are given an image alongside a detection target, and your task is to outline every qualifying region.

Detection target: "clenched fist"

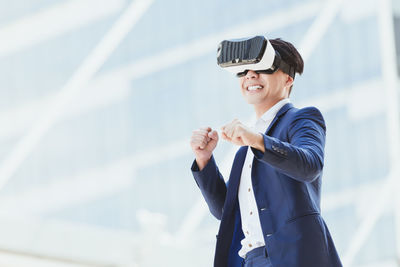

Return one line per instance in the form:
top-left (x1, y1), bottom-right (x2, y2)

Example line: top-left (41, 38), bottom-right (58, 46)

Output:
top-left (190, 127), bottom-right (219, 170)
top-left (221, 119), bottom-right (265, 151)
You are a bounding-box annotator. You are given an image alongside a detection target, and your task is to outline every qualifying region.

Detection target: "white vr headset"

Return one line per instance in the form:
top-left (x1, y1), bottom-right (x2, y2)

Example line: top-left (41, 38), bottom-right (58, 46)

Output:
top-left (216, 36), bottom-right (295, 78)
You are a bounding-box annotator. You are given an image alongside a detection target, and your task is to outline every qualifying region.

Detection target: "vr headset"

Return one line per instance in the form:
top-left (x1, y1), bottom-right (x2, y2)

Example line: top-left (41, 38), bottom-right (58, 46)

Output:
top-left (217, 36), bottom-right (295, 79)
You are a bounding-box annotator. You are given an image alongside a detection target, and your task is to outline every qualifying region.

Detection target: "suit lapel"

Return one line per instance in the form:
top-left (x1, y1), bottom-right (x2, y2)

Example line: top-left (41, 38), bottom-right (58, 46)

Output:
top-left (215, 145), bottom-right (248, 266)
top-left (265, 103), bottom-right (293, 135)
top-left (224, 146), bottom-right (248, 213)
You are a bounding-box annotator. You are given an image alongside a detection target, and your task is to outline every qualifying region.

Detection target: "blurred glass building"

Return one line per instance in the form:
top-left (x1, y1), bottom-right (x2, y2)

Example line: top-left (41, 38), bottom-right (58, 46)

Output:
top-left (0, 0), bottom-right (399, 266)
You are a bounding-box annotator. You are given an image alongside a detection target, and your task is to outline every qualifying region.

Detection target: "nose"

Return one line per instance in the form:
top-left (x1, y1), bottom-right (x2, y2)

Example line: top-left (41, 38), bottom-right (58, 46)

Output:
top-left (245, 70), bottom-right (258, 79)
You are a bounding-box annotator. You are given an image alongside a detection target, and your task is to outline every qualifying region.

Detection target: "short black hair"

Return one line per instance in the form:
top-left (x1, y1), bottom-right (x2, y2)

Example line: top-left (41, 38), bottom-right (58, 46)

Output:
top-left (269, 38), bottom-right (304, 94)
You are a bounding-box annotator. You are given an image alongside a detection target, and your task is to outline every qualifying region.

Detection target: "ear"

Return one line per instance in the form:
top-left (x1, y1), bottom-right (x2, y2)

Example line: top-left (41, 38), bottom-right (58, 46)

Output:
top-left (285, 74), bottom-right (294, 88)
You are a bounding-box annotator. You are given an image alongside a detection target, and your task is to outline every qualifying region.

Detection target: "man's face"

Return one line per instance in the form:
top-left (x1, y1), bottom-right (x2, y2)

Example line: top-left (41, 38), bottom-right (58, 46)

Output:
top-left (238, 70), bottom-right (290, 106)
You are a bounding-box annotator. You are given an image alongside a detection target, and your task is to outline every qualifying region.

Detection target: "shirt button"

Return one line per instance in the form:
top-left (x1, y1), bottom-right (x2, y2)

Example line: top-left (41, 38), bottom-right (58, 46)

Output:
top-left (246, 231), bottom-right (249, 235)
top-left (249, 244), bottom-right (253, 248)
top-left (250, 211), bottom-right (253, 215)
top-left (249, 164), bottom-right (252, 168)
top-left (248, 188), bottom-right (251, 192)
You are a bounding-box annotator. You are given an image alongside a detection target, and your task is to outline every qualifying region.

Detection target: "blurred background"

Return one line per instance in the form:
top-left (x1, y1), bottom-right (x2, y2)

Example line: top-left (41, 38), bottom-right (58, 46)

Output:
top-left (0, 0), bottom-right (399, 266)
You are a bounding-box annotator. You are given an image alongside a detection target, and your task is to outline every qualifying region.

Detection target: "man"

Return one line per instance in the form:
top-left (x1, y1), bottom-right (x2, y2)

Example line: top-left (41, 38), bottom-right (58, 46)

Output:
top-left (190, 38), bottom-right (342, 267)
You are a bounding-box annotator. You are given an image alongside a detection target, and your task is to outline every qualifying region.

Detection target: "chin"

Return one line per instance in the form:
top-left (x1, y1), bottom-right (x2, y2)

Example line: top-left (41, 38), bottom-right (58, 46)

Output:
top-left (243, 95), bottom-right (262, 103)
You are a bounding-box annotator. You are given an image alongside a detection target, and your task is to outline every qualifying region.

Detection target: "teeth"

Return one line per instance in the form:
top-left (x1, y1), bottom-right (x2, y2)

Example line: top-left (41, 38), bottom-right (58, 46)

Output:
top-left (247, 85), bottom-right (262, 91)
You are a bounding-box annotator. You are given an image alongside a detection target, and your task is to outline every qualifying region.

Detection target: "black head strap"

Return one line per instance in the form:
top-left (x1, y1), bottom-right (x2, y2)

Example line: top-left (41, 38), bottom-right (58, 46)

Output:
top-left (273, 51), bottom-right (296, 79)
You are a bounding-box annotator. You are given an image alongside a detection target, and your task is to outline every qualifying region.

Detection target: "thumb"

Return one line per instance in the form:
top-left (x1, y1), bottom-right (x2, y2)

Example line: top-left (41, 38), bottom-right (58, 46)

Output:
top-left (208, 130), bottom-right (218, 140)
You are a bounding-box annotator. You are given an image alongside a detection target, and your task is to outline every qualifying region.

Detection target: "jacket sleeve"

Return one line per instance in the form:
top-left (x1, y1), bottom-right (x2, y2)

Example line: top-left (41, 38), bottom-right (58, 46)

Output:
top-left (191, 155), bottom-right (227, 220)
top-left (251, 107), bottom-right (326, 183)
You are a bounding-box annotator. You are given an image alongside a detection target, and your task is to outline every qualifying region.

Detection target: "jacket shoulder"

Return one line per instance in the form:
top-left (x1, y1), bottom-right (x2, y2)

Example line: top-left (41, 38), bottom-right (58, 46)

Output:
top-left (288, 106), bottom-right (326, 132)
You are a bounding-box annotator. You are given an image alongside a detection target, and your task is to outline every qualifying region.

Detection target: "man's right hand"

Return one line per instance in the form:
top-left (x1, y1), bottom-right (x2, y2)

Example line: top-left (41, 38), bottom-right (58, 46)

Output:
top-left (190, 127), bottom-right (219, 170)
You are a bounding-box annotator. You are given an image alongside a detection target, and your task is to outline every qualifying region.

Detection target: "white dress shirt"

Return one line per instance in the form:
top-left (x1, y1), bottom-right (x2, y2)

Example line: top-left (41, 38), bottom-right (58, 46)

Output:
top-left (237, 98), bottom-right (291, 258)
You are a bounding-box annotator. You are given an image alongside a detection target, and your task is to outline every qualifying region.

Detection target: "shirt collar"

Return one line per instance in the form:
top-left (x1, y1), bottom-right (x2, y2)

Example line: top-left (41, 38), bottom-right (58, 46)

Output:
top-left (259, 98), bottom-right (291, 123)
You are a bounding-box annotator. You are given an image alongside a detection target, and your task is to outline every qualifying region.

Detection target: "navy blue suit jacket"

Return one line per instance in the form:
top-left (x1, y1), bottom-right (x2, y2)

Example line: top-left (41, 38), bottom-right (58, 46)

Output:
top-left (191, 103), bottom-right (342, 267)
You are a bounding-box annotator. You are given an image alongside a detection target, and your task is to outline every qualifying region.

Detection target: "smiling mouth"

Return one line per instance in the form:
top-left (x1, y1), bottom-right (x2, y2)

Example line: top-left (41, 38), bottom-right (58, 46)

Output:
top-left (247, 85), bottom-right (263, 91)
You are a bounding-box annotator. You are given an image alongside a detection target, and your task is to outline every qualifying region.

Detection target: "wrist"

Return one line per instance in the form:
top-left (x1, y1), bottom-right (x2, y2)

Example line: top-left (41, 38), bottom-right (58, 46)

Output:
top-left (196, 155), bottom-right (211, 170)
top-left (250, 133), bottom-right (265, 153)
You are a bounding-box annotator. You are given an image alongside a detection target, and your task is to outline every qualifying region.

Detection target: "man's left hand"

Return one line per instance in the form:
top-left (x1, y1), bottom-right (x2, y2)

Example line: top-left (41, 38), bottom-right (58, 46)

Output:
top-left (221, 119), bottom-right (265, 152)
